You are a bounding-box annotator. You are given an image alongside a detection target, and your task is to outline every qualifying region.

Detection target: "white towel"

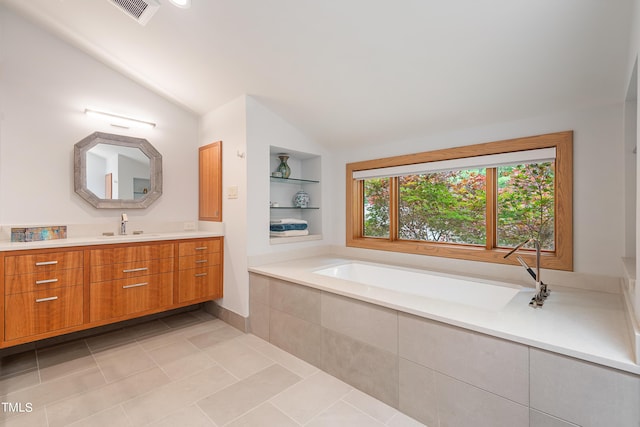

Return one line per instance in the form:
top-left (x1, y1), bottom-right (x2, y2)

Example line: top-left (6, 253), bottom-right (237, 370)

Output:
top-left (270, 218), bottom-right (308, 225)
top-left (270, 229), bottom-right (310, 237)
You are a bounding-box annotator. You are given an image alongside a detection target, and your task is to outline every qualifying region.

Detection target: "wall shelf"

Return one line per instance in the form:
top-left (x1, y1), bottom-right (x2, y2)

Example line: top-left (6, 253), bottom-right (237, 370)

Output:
top-left (270, 234), bottom-right (323, 244)
top-left (270, 177), bottom-right (319, 184)
top-left (269, 146), bottom-right (321, 244)
top-left (270, 206), bottom-right (320, 210)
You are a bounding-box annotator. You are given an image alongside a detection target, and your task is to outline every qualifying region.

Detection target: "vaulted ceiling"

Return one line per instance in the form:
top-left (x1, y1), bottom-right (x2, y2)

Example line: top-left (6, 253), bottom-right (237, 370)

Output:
top-left (2, 0), bottom-right (635, 147)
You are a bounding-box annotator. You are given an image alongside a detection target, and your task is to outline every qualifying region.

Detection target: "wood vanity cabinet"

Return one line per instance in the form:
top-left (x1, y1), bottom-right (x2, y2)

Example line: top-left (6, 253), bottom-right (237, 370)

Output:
top-left (89, 243), bottom-right (175, 322)
top-left (177, 238), bottom-right (222, 303)
top-left (199, 141), bottom-right (222, 222)
top-left (3, 249), bottom-right (84, 340)
top-left (0, 236), bottom-right (223, 348)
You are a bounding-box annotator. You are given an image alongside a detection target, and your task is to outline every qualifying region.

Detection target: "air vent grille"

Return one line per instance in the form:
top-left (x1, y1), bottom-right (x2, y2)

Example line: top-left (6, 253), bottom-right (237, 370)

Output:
top-left (108, 0), bottom-right (160, 25)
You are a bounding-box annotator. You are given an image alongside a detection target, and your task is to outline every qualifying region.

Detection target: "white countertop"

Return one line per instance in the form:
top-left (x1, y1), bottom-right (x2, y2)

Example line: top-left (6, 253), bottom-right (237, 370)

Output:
top-left (0, 231), bottom-right (223, 252)
top-left (249, 255), bottom-right (639, 375)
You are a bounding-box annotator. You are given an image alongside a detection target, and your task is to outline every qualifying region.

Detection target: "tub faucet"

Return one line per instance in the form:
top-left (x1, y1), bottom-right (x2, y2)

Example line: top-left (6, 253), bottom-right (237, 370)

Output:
top-left (504, 238), bottom-right (549, 308)
top-left (120, 213), bottom-right (128, 235)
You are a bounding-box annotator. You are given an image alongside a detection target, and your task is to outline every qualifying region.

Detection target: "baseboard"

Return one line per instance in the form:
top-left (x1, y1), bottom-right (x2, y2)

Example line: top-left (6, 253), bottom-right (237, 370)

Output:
top-left (622, 284), bottom-right (640, 365)
top-left (204, 301), bottom-right (248, 332)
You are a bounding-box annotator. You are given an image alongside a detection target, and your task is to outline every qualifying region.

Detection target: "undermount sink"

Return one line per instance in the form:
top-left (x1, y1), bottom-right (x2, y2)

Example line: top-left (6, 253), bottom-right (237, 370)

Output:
top-left (97, 233), bottom-right (159, 239)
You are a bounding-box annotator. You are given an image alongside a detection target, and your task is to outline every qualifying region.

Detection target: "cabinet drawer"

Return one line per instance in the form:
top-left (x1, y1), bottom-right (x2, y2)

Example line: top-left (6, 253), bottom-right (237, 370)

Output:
top-left (178, 239), bottom-right (221, 257)
top-left (5, 268), bottom-right (83, 295)
top-left (90, 273), bottom-right (173, 322)
top-left (178, 265), bottom-right (221, 303)
top-left (5, 285), bottom-right (83, 340)
top-left (178, 252), bottom-right (221, 271)
top-left (90, 244), bottom-right (174, 266)
top-left (5, 251), bottom-right (83, 275)
top-left (90, 258), bottom-right (174, 283)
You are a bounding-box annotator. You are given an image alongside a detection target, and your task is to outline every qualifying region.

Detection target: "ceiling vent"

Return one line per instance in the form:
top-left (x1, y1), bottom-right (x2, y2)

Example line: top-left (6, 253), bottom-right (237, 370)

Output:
top-left (108, 0), bottom-right (160, 26)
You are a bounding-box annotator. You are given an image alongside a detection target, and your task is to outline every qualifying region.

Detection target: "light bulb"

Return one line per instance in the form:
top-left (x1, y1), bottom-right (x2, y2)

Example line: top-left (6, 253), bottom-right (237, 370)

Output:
top-left (169, 0), bottom-right (191, 8)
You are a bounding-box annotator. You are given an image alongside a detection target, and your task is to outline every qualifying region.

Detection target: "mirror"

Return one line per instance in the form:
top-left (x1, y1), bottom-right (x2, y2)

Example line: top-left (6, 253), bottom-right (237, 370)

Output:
top-left (74, 132), bottom-right (162, 209)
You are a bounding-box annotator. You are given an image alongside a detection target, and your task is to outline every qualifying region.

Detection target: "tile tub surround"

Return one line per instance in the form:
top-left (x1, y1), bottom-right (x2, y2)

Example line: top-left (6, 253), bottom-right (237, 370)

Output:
top-left (0, 309), bottom-right (424, 427)
top-left (248, 270), bottom-right (640, 427)
top-left (248, 256), bottom-right (638, 375)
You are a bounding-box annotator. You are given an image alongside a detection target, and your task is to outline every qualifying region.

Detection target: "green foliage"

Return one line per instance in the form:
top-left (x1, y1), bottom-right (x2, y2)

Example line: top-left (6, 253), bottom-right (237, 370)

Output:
top-left (364, 178), bottom-right (390, 238)
top-left (497, 162), bottom-right (554, 250)
top-left (398, 170), bottom-right (486, 244)
top-left (362, 162), bottom-right (555, 249)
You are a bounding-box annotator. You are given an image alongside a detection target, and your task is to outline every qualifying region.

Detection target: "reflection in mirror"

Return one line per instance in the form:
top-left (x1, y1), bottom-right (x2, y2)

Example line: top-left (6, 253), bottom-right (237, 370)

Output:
top-left (86, 144), bottom-right (150, 200)
top-left (74, 132), bottom-right (162, 209)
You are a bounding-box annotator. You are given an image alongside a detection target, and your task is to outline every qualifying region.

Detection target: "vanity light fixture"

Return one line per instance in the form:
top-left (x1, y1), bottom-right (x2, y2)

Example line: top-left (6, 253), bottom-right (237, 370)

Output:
top-left (168, 0), bottom-right (191, 8)
top-left (84, 108), bottom-right (156, 129)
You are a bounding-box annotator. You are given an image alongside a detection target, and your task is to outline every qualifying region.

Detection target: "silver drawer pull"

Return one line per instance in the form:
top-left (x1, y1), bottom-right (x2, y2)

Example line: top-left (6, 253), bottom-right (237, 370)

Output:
top-left (35, 278), bottom-right (59, 285)
top-left (35, 296), bottom-right (58, 303)
top-left (195, 260), bottom-right (208, 264)
top-left (194, 247), bottom-right (207, 251)
top-left (122, 267), bottom-right (149, 273)
top-left (194, 273), bottom-right (208, 277)
top-left (35, 261), bottom-right (58, 266)
top-left (123, 282), bottom-right (149, 289)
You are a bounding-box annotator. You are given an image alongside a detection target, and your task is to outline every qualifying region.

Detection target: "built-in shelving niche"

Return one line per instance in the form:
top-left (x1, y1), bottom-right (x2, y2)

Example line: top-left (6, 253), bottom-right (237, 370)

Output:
top-left (269, 146), bottom-right (322, 244)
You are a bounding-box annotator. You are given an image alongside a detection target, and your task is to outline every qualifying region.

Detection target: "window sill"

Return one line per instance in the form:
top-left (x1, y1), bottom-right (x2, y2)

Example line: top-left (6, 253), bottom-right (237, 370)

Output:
top-left (346, 237), bottom-right (572, 271)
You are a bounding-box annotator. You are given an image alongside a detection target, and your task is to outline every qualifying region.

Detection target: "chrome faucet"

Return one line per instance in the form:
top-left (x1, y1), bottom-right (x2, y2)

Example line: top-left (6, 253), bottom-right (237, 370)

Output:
top-left (120, 213), bottom-right (128, 235)
top-left (504, 237), bottom-right (549, 308)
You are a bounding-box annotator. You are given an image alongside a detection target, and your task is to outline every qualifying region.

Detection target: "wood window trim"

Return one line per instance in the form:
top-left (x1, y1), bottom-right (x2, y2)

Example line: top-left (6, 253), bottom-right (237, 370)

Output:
top-left (346, 131), bottom-right (573, 271)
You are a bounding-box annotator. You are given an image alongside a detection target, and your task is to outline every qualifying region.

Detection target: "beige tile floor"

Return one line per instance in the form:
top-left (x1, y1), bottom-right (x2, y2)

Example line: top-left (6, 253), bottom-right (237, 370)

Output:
top-left (0, 309), bottom-right (425, 427)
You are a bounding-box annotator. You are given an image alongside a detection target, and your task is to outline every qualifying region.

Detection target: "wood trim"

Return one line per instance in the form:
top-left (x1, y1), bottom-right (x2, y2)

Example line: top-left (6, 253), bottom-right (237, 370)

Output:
top-left (105, 173), bottom-right (113, 199)
top-left (389, 177), bottom-right (399, 241)
top-left (553, 131), bottom-right (573, 271)
top-left (0, 252), bottom-right (4, 343)
top-left (346, 162), bottom-right (361, 246)
top-left (349, 131), bottom-right (570, 172)
top-left (346, 131), bottom-right (573, 271)
top-left (486, 168), bottom-right (497, 250)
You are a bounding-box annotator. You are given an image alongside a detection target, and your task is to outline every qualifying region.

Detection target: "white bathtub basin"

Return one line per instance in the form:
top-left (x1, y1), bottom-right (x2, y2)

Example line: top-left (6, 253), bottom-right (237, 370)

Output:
top-left (314, 262), bottom-right (522, 311)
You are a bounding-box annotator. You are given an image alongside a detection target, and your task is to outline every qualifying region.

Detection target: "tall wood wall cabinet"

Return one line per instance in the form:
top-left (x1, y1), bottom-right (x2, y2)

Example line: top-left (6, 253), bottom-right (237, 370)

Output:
top-left (199, 141), bottom-right (222, 221)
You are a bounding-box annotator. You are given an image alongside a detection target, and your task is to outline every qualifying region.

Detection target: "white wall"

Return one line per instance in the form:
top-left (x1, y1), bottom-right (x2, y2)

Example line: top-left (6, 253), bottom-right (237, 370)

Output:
top-left (117, 155), bottom-right (149, 200)
top-left (246, 96), bottom-right (332, 257)
top-left (329, 104), bottom-right (626, 278)
top-left (86, 152), bottom-right (107, 199)
top-left (624, 94), bottom-right (637, 259)
top-left (0, 6), bottom-right (199, 228)
top-left (626, 0), bottom-right (640, 321)
top-left (200, 95), bottom-right (248, 317)
top-left (199, 95), bottom-right (332, 318)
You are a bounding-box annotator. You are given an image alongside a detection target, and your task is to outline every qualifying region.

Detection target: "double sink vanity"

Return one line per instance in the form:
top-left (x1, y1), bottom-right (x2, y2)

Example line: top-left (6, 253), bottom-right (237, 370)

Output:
top-left (0, 232), bottom-right (223, 349)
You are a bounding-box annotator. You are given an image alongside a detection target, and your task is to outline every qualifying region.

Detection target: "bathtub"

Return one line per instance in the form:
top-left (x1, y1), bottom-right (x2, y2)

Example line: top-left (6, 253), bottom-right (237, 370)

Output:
top-left (314, 261), bottom-right (522, 311)
top-left (250, 257), bottom-right (639, 426)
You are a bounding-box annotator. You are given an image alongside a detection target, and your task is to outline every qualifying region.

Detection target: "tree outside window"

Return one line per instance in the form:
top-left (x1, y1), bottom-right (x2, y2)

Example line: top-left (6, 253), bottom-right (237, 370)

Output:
top-left (398, 170), bottom-right (486, 245)
top-left (364, 164), bottom-right (553, 250)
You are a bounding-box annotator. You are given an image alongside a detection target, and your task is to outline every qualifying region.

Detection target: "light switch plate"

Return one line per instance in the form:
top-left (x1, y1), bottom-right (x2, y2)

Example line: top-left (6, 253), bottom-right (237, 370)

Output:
top-left (228, 185), bottom-right (239, 199)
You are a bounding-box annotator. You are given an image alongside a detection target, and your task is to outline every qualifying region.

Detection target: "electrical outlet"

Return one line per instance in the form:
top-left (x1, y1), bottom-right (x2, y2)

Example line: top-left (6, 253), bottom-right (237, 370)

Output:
top-left (183, 221), bottom-right (196, 231)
